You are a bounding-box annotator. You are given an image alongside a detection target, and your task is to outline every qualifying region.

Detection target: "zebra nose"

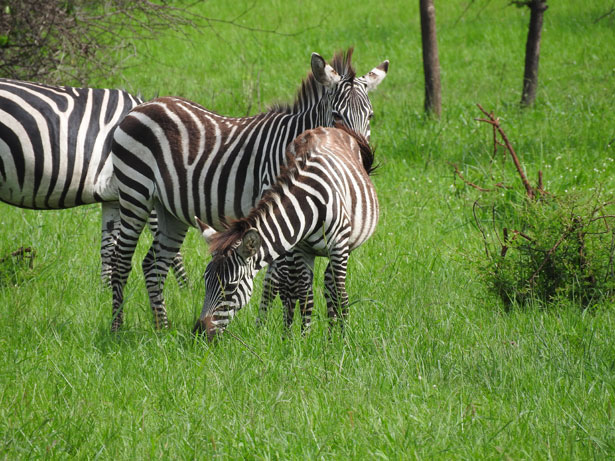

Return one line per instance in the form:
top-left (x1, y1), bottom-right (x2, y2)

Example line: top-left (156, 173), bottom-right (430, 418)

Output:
top-left (192, 316), bottom-right (220, 342)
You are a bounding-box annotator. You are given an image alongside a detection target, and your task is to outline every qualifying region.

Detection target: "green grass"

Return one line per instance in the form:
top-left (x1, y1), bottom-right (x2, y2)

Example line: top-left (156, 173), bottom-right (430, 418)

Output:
top-left (2, 0), bottom-right (615, 458)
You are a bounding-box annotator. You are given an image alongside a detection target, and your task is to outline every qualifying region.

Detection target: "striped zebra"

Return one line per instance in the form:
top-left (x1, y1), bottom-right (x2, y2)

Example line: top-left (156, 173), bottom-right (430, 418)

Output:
top-left (259, 123), bottom-right (378, 331)
top-left (193, 125), bottom-right (379, 339)
top-left (110, 49), bottom-right (388, 330)
top-left (0, 78), bottom-right (187, 285)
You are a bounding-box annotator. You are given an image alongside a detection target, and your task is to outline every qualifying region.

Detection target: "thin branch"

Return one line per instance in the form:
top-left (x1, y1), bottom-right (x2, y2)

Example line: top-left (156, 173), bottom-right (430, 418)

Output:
top-left (450, 162), bottom-right (511, 192)
top-left (224, 329), bottom-right (265, 365)
top-left (1, 0), bottom-right (325, 86)
top-left (451, 163), bottom-right (492, 192)
top-left (453, 0), bottom-right (475, 26)
top-left (594, 6), bottom-right (615, 24)
top-left (473, 201), bottom-right (490, 258)
top-left (476, 103), bottom-right (536, 199)
top-left (526, 221), bottom-right (578, 288)
top-left (606, 230), bottom-right (615, 282)
top-left (0, 246), bottom-right (36, 268)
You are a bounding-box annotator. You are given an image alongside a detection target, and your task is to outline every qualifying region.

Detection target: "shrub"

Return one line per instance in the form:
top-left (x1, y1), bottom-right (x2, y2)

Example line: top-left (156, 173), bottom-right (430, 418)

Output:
top-left (475, 191), bottom-right (615, 307)
top-left (462, 105), bottom-right (615, 308)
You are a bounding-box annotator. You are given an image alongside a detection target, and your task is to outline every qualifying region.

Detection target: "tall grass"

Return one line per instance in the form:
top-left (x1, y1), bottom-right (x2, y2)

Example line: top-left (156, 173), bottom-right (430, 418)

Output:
top-left (1, 0), bottom-right (615, 458)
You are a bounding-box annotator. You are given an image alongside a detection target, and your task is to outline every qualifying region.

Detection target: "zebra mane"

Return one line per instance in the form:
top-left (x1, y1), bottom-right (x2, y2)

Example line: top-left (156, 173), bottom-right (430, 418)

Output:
top-left (333, 122), bottom-right (378, 175)
top-left (208, 156), bottom-right (307, 256)
top-left (208, 125), bottom-right (375, 257)
top-left (269, 48), bottom-right (357, 114)
top-left (330, 47), bottom-right (357, 81)
top-left (208, 219), bottom-right (255, 256)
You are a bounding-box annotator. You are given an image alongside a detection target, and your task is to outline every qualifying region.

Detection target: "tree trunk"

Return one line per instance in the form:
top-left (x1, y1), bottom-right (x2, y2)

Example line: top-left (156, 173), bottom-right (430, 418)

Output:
top-left (521, 0), bottom-right (548, 107)
top-left (419, 0), bottom-right (442, 117)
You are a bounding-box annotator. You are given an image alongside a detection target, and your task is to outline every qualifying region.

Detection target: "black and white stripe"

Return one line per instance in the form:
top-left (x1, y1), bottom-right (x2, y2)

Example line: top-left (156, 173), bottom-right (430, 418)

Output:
top-left (110, 50), bottom-right (388, 330)
top-left (194, 126), bottom-right (379, 339)
top-left (0, 78), bottom-right (187, 285)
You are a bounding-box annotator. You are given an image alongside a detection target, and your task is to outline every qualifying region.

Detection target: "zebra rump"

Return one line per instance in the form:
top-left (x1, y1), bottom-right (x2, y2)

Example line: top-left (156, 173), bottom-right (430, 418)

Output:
top-left (0, 78), bottom-right (187, 285)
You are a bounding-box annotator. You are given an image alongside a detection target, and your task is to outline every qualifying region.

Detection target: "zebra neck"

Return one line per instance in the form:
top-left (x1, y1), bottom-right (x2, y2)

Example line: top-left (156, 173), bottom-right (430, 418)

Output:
top-left (252, 202), bottom-right (309, 268)
top-left (258, 97), bottom-right (333, 194)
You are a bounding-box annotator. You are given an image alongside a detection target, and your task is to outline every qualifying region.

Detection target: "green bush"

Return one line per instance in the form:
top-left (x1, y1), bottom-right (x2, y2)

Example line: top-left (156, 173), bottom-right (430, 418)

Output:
top-left (476, 190), bottom-right (615, 308)
top-left (0, 246), bottom-right (37, 287)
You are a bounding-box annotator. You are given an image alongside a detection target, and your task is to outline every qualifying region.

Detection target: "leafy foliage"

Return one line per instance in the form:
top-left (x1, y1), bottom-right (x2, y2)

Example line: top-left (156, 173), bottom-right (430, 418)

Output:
top-left (0, 246), bottom-right (36, 287)
top-left (0, 0), bottom-right (201, 85)
top-left (475, 181), bottom-right (615, 308)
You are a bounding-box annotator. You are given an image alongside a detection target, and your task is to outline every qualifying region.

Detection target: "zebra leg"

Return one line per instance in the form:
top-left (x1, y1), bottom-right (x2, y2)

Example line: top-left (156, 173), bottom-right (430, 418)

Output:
top-left (143, 205), bottom-right (189, 329)
top-left (281, 283), bottom-right (296, 330)
top-left (111, 198), bottom-right (151, 331)
top-left (147, 209), bottom-right (189, 288)
top-left (280, 254), bottom-right (300, 330)
top-left (323, 250), bottom-right (350, 332)
top-left (258, 264), bottom-right (280, 326)
top-left (294, 254), bottom-right (315, 333)
top-left (100, 202), bottom-right (120, 287)
top-left (258, 256), bottom-right (291, 326)
top-left (278, 251), bottom-right (316, 332)
top-left (171, 252), bottom-right (189, 288)
top-left (279, 252), bottom-right (314, 331)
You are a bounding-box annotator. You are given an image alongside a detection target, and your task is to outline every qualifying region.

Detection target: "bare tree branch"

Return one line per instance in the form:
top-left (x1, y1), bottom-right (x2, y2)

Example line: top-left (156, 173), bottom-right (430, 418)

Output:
top-left (476, 103), bottom-right (536, 199)
top-left (594, 5), bottom-right (615, 24)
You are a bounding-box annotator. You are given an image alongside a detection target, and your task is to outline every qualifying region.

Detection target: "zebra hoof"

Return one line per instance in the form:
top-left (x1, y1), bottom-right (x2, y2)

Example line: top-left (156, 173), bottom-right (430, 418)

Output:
top-left (110, 310), bottom-right (124, 332)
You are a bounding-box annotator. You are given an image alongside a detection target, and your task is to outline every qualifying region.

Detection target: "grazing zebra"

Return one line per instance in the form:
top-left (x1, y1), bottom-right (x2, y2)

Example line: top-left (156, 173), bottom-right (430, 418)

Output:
top-left (0, 78), bottom-right (187, 285)
top-left (110, 49), bottom-right (388, 330)
top-left (193, 125), bottom-right (379, 339)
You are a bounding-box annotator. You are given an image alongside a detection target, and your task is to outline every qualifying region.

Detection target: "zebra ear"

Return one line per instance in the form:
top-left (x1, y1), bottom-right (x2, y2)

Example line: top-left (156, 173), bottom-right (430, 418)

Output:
top-left (237, 229), bottom-right (261, 260)
top-left (311, 53), bottom-right (341, 89)
top-left (195, 216), bottom-right (216, 244)
top-left (362, 60), bottom-right (389, 92)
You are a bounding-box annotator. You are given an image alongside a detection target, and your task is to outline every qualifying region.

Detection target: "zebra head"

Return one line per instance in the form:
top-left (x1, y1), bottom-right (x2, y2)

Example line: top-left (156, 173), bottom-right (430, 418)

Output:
top-left (194, 228), bottom-right (262, 340)
top-left (327, 49), bottom-right (389, 141)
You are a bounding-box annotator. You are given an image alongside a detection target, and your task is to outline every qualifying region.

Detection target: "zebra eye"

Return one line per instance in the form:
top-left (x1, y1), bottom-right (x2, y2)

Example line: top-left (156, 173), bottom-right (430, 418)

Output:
top-left (368, 113), bottom-right (374, 120)
top-left (332, 111), bottom-right (343, 124)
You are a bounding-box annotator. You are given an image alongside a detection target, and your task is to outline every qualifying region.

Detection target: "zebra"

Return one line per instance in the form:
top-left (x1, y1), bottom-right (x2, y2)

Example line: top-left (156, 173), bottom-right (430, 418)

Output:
top-left (261, 123), bottom-right (379, 332)
top-left (110, 49), bottom-right (388, 330)
top-left (195, 217), bottom-right (300, 328)
top-left (193, 125), bottom-right (379, 339)
top-left (0, 78), bottom-right (187, 286)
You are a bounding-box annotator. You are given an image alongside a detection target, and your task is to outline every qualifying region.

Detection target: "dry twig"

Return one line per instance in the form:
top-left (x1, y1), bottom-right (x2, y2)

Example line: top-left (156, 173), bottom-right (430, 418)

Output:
top-left (0, 246), bottom-right (36, 268)
top-left (475, 103), bottom-right (536, 199)
top-left (450, 162), bottom-right (510, 192)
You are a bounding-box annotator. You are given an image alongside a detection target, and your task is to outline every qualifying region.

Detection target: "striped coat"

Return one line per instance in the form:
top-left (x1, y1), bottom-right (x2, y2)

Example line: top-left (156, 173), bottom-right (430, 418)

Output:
top-left (194, 126), bottom-right (379, 339)
top-left (0, 78), bottom-right (187, 285)
top-left (109, 50), bottom-right (388, 330)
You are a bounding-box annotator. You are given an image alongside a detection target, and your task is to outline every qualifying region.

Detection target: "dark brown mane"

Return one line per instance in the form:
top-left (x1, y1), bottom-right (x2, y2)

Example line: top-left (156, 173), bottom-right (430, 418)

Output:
top-left (330, 47), bottom-right (356, 81)
top-left (269, 48), bottom-right (356, 114)
top-left (333, 123), bottom-right (378, 175)
top-left (208, 149), bottom-right (309, 256)
top-left (209, 220), bottom-right (254, 256)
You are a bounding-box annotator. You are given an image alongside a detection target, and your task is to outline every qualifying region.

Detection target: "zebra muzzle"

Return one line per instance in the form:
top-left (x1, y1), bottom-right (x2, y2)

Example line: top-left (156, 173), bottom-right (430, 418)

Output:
top-left (192, 316), bottom-right (220, 342)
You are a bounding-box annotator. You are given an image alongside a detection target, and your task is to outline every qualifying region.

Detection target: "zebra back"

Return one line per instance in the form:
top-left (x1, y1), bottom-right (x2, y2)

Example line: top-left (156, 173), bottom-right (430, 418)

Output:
top-left (0, 78), bottom-right (141, 209)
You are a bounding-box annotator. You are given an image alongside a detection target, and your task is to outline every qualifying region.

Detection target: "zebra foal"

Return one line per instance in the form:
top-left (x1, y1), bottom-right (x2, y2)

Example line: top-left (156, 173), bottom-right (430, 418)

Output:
top-left (110, 49), bottom-right (388, 330)
top-left (0, 78), bottom-right (187, 285)
top-left (194, 125), bottom-right (379, 339)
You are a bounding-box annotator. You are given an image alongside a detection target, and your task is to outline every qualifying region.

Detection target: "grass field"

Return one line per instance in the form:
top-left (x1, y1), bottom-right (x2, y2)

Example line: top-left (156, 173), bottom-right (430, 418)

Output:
top-left (2, 0), bottom-right (615, 458)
